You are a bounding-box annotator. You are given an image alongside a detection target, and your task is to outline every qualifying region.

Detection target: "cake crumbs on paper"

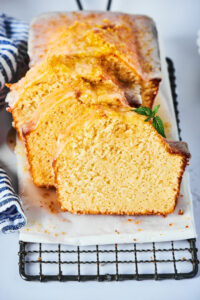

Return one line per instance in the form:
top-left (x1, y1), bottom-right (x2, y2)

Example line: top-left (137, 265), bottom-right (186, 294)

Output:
top-left (185, 225), bottom-right (189, 228)
top-left (43, 192), bottom-right (50, 198)
top-left (162, 215), bottom-right (167, 218)
top-left (55, 233), bottom-right (59, 237)
top-left (178, 209), bottom-right (184, 215)
top-left (134, 220), bottom-right (141, 225)
top-left (25, 228), bottom-right (30, 232)
top-left (115, 230), bottom-right (120, 234)
top-left (61, 232), bottom-right (66, 235)
top-left (182, 257), bottom-right (186, 261)
top-left (179, 194), bottom-right (183, 198)
top-left (44, 229), bottom-right (50, 234)
top-left (163, 121), bottom-right (172, 132)
top-left (38, 257), bottom-right (41, 261)
top-left (127, 218), bottom-right (133, 222)
top-left (133, 238), bottom-right (137, 242)
top-left (48, 201), bottom-right (58, 214)
top-left (137, 228), bottom-right (142, 232)
top-left (62, 218), bottom-right (70, 223)
top-left (169, 223), bottom-right (173, 227)
top-left (150, 256), bottom-right (153, 260)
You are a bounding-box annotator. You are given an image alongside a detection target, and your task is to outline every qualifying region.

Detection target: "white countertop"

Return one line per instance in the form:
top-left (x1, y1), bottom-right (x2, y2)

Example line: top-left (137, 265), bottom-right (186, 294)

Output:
top-left (0, 0), bottom-right (200, 299)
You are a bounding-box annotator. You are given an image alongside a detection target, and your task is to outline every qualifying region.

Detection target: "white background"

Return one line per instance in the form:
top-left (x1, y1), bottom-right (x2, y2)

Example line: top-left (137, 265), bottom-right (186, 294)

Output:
top-left (0, 0), bottom-right (200, 299)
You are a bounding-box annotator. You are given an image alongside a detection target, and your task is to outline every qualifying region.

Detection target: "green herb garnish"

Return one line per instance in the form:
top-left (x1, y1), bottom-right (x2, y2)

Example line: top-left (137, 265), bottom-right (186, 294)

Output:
top-left (132, 105), bottom-right (166, 138)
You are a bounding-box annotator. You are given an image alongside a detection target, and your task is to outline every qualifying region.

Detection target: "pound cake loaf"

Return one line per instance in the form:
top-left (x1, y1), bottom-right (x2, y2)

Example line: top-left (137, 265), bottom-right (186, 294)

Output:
top-left (29, 12), bottom-right (162, 108)
top-left (53, 105), bottom-right (190, 215)
top-left (6, 11), bottom-right (190, 216)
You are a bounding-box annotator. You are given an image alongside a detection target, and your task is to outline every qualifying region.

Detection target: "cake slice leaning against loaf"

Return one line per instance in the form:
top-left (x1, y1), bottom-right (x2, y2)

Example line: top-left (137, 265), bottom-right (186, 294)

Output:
top-left (6, 55), bottom-right (129, 138)
top-left (53, 105), bottom-right (190, 216)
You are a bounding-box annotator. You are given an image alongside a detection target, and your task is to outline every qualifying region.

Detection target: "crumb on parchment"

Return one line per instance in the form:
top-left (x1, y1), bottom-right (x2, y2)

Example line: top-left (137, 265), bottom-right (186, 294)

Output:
top-left (43, 192), bottom-right (50, 198)
top-left (169, 223), bottom-right (173, 227)
top-left (178, 209), bottom-right (184, 215)
top-left (134, 220), bottom-right (141, 225)
top-left (137, 228), bottom-right (142, 232)
top-left (115, 230), bottom-right (120, 234)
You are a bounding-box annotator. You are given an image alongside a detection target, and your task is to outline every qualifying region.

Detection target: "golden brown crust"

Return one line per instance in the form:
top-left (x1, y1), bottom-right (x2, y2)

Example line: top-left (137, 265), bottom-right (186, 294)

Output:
top-left (142, 78), bottom-right (161, 109)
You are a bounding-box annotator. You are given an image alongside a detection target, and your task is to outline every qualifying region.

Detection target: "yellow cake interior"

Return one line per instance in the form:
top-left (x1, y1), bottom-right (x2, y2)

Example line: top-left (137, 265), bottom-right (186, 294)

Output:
top-left (54, 106), bottom-right (187, 215)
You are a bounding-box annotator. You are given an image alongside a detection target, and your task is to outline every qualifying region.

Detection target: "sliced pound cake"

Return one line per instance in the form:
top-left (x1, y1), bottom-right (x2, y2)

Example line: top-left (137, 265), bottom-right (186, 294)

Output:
top-left (6, 11), bottom-right (190, 215)
top-left (53, 105), bottom-right (190, 215)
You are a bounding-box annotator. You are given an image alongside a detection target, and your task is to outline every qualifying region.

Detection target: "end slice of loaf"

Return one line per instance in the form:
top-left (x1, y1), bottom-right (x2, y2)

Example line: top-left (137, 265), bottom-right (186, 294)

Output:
top-left (53, 106), bottom-right (190, 215)
top-left (29, 12), bottom-right (162, 108)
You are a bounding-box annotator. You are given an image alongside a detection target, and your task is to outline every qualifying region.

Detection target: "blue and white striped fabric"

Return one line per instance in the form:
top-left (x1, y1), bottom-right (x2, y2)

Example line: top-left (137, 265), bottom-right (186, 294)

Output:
top-left (0, 170), bottom-right (26, 233)
top-left (0, 14), bottom-right (28, 233)
top-left (0, 14), bottom-right (29, 108)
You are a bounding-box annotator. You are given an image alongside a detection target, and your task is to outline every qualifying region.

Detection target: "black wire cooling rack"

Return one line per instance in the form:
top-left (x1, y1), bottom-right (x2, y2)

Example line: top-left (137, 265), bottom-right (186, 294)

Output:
top-left (18, 0), bottom-right (199, 281)
top-left (18, 57), bottom-right (199, 282)
top-left (19, 239), bottom-right (198, 282)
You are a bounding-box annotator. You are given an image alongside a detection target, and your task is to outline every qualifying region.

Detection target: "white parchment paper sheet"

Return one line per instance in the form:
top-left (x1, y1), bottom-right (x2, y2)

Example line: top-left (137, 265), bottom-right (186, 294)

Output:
top-left (18, 35), bottom-right (196, 245)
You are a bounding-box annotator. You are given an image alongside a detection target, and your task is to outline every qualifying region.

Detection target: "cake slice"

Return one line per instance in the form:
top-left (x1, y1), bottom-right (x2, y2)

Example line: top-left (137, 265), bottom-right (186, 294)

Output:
top-left (53, 105), bottom-right (190, 215)
top-left (29, 12), bottom-right (162, 108)
top-left (6, 55), bottom-right (128, 137)
top-left (21, 79), bottom-right (128, 187)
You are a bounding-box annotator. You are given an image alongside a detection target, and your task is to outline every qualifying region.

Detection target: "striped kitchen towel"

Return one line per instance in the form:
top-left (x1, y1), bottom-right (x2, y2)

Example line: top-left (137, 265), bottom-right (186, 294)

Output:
top-left (0, 169), bottom-right (26, 233)
top-left (0, 14), bottom-right (28, 233)
top-left (0, 14), bottom-right (29, 108)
